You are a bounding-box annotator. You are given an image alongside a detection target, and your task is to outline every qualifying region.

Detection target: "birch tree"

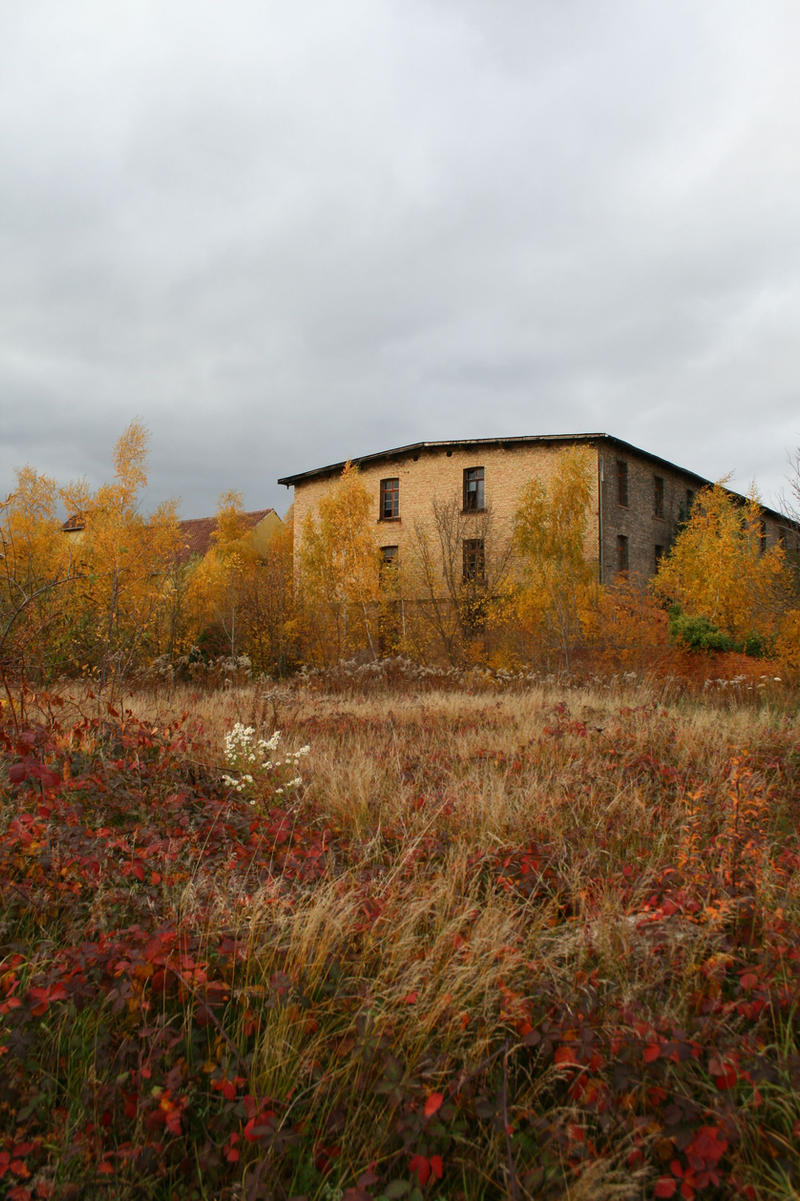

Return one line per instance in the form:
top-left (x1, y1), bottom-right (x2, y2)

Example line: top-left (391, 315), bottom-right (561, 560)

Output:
top-left (652, 482), bottom-right (788, 647)
top-left (512, 448), bottom-right (597, 669)
top-left (298, 463), bottom-right (380, 662)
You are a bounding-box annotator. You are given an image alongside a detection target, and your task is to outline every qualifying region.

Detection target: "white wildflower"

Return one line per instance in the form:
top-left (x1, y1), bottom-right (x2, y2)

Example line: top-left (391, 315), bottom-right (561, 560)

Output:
top-left (222, 725), bottom-right (309, 805)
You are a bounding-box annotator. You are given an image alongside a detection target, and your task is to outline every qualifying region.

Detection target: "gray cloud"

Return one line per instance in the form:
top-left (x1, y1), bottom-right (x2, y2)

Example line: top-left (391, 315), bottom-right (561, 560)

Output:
top-left (2, 0), bottom-right (799, 518)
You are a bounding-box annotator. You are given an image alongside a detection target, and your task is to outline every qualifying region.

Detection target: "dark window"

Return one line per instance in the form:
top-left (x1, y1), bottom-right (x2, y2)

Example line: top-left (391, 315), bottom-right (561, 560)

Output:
top-left (617, 460), bottom-right (628, 507)
top-left (463, 538), bottom-right (485, 582)
top-left (654, 475), bottom-right (664, 518)
top-left (463, 467), bottom-right (485, 511)
top-left (655, 544), bottom-right (665, 571)
top-left (380, 545), bottom-right (398, 566)
top-left (380, 478), bottom-right (399, 520)
top-left (686, 488), bottom-right (695, 513)
top-left (778, 527), bottom-right (788, 547)
top-left (760, 519), bottom-right (767, 553)
top-left (616, 534), bottom-right (629, 574)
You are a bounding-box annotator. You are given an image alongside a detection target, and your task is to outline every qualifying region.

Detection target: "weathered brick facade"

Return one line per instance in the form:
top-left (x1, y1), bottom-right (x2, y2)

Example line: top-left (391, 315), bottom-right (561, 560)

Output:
top-left (279, 434), bottom-right (795, 586)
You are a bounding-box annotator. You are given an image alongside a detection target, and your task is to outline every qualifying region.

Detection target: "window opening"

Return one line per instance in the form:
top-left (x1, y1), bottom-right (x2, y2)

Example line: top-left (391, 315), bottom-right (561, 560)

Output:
top-left (617, 534), bottom-right (629, 573)
top-left (463, 467), bottom-right (485, 511)
top-left (617, 461), bottom-right (628, 507)
top-left (463, 538), bottom-right (485, 582)
top-left (380, 478), bottom-right (399, 520)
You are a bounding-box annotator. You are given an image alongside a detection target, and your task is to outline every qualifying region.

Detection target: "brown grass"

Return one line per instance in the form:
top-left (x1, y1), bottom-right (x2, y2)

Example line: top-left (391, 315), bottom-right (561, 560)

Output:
top-left (7, 674), bottom-right (800, 1198)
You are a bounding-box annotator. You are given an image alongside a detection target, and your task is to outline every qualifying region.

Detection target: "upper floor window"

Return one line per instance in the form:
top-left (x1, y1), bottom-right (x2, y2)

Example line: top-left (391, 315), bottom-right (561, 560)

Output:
top-left (380, 545), bottom-right (398, 567)
top-left (463, 538), bottom-right (485, 582)
top-left (463, 467), bottom-right (485, 511)
top-left (654, 475), bottom-right (664, 518)
top-left (380, 478), bottom-right (399, 520)
top-left (616, 460), bottom-right (628, 507)
top-left (686, 488), bottom-right (695, 513)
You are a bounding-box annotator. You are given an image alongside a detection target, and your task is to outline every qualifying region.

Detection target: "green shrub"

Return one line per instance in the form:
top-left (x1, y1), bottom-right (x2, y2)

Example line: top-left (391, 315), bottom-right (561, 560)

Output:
top-left (668, 609), bottom-right (774, 658)
top-left (669, 609), bottom-right (735, 652)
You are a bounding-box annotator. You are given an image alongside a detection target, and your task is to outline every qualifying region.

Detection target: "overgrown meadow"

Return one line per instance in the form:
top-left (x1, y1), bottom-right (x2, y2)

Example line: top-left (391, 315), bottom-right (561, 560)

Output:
top-left (1, 668), bottom-right (799, 1200)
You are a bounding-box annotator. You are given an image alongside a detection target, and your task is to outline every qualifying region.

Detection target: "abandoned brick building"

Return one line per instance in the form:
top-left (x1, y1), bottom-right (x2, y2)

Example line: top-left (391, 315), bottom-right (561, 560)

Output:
top-left (278, 434), bottom-right (796, 584)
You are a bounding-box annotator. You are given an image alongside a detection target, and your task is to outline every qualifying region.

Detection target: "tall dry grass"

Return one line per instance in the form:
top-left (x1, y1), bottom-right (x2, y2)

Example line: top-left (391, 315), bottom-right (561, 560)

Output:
top-left (10, 673), bottom-right (800, 1198)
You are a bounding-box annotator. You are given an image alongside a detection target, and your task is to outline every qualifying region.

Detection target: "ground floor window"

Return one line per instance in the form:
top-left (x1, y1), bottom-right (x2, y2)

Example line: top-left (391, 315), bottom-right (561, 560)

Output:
top-left (462, 538), bottom-right (485, 582)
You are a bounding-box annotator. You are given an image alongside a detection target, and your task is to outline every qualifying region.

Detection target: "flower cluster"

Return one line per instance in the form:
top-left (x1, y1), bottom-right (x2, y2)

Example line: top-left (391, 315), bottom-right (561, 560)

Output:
top-left (703, 674), bottom-right (782, 690)
top-left (222, 723), bottom-right (310, 801)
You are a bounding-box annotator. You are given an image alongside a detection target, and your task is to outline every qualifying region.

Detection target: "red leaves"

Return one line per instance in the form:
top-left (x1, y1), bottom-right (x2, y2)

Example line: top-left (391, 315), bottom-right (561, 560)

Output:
top-left (686, 1125), bottom-right (728, 1169)
top-left (663, 1125), bottom-right (729, 1199)
top-left (143, 1087), bottom-right (188, 1136)
top-left (707, 1056), bottom-right (739, 1091)
top-left (243, 1100), bottom-right (277, 1143)
top-left (3, 700), bottom-right (800, 1201)
top-left (211, 1076), bottom-right (244, 1102)
top-left (409, 1154), bottom-right (444, 1187)
top-left (26, 982), bottom-right (67, 1017)
top-left (8, 759), bottom-right (61, 790)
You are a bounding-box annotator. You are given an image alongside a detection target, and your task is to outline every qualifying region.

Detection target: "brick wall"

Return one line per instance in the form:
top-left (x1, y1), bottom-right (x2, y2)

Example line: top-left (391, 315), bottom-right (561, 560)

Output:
top-left (284, 437), bottom-right (797, 591)
top-left (600, 449), bottom-right (794, 583)
top-left (289, 441), bottom-right (602, 586)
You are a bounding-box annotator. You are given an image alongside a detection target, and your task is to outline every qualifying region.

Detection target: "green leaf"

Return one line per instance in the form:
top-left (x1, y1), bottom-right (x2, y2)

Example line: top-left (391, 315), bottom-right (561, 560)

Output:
top-left (383, 1181), bottom-right (411, 1199)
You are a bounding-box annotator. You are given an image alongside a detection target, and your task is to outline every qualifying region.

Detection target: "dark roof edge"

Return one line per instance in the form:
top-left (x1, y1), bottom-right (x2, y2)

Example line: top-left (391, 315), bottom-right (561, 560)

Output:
top-left (277, 433), bottom-right (797, 529)
top-left (277, 434), bottom-right (607, 487)
top-left (178, 508), bottom-right (277, 528)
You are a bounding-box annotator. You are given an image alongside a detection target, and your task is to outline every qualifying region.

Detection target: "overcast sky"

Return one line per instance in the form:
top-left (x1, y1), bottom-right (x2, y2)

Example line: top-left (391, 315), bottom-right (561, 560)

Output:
top-left (2, 0), bottom-right (799, 520)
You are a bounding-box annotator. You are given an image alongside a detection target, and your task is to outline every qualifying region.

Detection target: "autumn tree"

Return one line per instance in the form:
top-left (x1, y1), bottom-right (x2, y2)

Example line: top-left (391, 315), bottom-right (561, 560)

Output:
top-left (185, 491), bottom-right (253, 658)
top-left (582, 574), bottom-right (671, 673)
top-left (64, 423), bottom-right (180, 690)
top-left (652, 483), bottom-right (789, 650)
top-left (241, 515), bottom-right (294, 674)
top-left (297, 463), bottom-right (381, 663)
top-left (185, 492), bottom-right (293, 672)
top-left (512, 447), bottom-right (597, 669)
top-left (0, 467), bottom-right (76, 684)
top-left (405, 495), bottom-right (513, 664)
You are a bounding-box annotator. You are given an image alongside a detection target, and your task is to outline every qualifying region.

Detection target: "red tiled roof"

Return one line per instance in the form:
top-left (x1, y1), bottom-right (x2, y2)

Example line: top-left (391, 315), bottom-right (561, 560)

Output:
top-left (175, 509), bottom-right (276, 565)
top-left (62, 508), bottom-right (277, 564)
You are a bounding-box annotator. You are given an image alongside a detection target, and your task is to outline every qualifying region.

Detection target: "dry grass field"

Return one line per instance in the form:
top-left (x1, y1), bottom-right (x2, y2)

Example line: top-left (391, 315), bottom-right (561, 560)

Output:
top-left (1, 671), bottom-right (799, 1199)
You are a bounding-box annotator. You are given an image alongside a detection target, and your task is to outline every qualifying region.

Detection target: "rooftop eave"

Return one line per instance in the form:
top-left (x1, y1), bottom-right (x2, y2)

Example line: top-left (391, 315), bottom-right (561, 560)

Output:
top-left (277, 433), bottom-right (609, 487)
top-left (277, 432), bottom-right (799, 530)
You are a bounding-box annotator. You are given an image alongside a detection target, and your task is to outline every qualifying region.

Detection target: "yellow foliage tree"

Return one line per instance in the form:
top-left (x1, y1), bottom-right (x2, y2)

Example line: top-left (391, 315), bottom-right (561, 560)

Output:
top-left (67, 423), bottom-right (180, 689)
top-left (512, 448), bottom-right (597, 668)
top-left (582, 575), bottom-right (671, 673)
top-left (0, 467), bottom-right (75, 682)
top-left (298, 463), bottom-right (380, 662)
top-left (652, 483), bottom-right (788, 645)
top-left (1, 423), bottom-right (180, 690)
top-left (244, 515), bottom-right (294, 673)
top-left (185, 491), bottom-right (254, 658)
top-left (184, 491), bottom-right (294, 673)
